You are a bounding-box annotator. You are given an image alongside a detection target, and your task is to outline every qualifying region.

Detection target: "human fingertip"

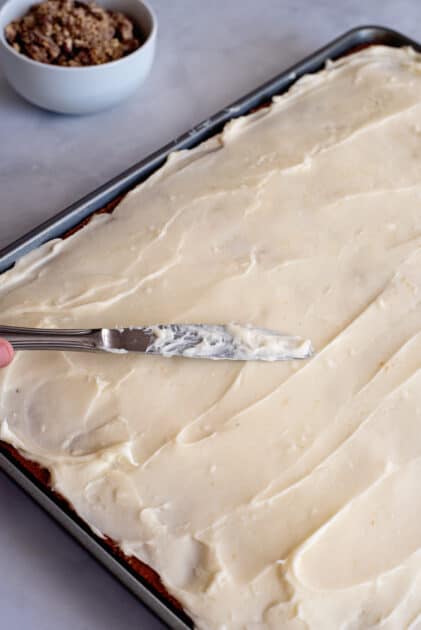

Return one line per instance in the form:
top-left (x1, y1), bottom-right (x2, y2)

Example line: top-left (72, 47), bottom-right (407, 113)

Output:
top-left (0, 339), bottom-right (14, 367)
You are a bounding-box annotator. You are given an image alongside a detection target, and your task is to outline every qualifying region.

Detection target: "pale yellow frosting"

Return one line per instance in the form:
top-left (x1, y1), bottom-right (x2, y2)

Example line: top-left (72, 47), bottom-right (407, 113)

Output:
top-left (1, 45), bottom-right (421, 629)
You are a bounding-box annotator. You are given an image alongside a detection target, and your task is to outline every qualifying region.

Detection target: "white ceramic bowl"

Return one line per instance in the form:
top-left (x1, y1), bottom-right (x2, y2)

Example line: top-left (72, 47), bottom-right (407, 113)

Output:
top-left (0, 0), bottom-right (157, 114)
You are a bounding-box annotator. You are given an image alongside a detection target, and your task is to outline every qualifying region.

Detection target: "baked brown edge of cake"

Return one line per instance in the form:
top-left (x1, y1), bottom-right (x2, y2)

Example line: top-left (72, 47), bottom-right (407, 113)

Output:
top-left (0, 39), bottom-right (381, 628)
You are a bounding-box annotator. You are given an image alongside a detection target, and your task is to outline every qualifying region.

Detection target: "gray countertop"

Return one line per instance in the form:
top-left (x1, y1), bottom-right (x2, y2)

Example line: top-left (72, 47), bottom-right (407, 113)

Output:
top-left (1, 1), bottom-right (420, 628)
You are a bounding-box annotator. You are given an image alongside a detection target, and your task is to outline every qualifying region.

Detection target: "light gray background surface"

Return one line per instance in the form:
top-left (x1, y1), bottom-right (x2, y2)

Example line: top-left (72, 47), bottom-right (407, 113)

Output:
top-left (1, 1), bottom-right (420, 628)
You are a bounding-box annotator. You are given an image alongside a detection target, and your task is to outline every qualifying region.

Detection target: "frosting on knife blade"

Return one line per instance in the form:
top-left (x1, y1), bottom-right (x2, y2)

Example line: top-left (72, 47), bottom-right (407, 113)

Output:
top-left (144, 323), bottom-right (313, 360)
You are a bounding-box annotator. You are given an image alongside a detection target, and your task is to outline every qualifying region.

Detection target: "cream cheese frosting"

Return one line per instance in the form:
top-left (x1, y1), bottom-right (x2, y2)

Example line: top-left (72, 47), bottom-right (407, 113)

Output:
top-left (145, 323), bottom-right (313, 360)
top-left (1, 45), bottom-right (421, 629)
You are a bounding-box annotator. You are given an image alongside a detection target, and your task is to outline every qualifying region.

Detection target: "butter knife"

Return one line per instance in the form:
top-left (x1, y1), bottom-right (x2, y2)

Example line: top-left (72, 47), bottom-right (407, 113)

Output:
top-left (0, 324), bottom-right (313, 362)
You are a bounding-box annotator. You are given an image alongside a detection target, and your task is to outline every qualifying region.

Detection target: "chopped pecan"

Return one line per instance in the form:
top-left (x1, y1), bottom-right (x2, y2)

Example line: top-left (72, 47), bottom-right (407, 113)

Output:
top-left (4, 0), bottom-right (143, 66)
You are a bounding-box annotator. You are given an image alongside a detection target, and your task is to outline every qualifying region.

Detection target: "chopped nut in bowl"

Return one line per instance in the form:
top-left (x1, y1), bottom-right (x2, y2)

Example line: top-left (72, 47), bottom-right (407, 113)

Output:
top-left (0, 0), bottom-right (157, 113)
top-left (5, 0), bottom-right (144, 66)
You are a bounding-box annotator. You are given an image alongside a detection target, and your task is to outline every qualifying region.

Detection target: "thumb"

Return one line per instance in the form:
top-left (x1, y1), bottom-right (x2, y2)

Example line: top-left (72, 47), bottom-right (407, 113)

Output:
top-left (0, 339), bottom-right (14, 367)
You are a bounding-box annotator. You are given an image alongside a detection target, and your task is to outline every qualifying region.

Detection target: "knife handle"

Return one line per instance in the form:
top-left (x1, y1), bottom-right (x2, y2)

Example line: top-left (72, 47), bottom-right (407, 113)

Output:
top-left (0, 325), bottom-right (102, 351)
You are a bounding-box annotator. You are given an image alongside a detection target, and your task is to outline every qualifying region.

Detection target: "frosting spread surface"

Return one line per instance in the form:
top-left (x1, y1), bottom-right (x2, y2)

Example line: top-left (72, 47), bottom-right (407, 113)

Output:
top-left (1, 45), bottom-right (421, 629)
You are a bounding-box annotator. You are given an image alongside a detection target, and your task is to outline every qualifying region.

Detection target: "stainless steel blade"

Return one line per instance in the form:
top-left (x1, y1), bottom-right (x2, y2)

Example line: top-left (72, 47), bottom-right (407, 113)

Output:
top-left (101, 324), bottom-right (313, 361)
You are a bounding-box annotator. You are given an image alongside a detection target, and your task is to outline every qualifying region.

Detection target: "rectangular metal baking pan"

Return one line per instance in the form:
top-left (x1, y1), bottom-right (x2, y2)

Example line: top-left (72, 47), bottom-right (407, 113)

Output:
top-left (1, 25), bottom-right (420, 629)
